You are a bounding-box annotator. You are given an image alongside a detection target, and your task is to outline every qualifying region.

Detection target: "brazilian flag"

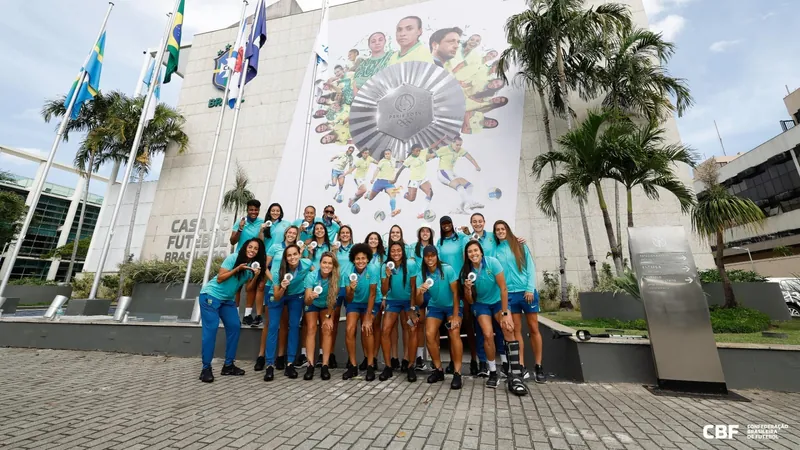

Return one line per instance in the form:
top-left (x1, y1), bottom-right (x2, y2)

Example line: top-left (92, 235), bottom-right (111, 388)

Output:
top-left (163, 0), bottom-right (184, 84)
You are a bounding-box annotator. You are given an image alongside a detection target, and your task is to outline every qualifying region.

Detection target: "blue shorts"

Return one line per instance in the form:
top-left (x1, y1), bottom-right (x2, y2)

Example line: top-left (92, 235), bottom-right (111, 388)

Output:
top-left (427, 305), bottom-right (463, 322)
top-left (332, 169), bottom-right (344, 179)
top-left (420, 292), bottom-right (430, 309)
top-left (263, 286), bottom-right (274, 305)
top-left (336, 287), bottom-right (346, 307)
top-left (385, 300), bottom-right (411, 313)
top-left (304, 304), bottom-right (329, 313)
top-left (371, 179), bottom-right (395, 193)
top-left (345, 301), bottom-right (380, 315)
top-left (509, 291), bottom-right (540, 314)
top-left (472, 301), bottom-right (502, 317)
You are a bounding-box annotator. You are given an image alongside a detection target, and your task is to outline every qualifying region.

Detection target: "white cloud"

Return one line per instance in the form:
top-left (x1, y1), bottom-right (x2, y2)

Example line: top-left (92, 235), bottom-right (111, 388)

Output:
top-left (650, 14), bottom-right (686, 41)
top-left (642, 0), bottom-right (694, 18)
top-left (709, 40), bottom-right (742, 53)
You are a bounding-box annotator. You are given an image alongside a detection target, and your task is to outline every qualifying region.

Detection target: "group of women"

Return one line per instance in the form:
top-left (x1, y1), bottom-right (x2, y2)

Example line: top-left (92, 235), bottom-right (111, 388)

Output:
top-left (197, 202), bottom-right (544, 397)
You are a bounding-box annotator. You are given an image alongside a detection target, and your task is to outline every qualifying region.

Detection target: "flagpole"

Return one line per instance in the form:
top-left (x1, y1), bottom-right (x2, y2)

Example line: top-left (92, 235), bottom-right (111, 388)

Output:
top-left (294, 0), bottom-right (328, 219)
top-left (134, 51), bottom-right (151, 97)
top-left (180, 0), bottom-right (249, 298)
top-left (0, 2), bottom-right (114, 300)
top-left (88, 0), bottom-right (180, 299)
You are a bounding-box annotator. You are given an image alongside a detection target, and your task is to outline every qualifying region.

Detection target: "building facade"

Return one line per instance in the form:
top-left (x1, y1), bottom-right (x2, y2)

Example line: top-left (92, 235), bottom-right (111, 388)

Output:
top-left (140, 0), bottom-right (714, 289)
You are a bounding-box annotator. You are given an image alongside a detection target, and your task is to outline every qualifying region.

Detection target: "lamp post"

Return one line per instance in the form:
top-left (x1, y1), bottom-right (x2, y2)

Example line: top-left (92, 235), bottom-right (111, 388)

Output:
top-left (732, 246), bottom-right (754, 272)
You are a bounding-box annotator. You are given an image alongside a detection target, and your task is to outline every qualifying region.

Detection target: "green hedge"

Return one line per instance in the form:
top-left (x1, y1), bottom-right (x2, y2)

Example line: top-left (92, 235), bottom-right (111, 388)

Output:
top-left (565, 307), bottom-right (771, 334)
top-left (698, 269), bottom-right (767, 283)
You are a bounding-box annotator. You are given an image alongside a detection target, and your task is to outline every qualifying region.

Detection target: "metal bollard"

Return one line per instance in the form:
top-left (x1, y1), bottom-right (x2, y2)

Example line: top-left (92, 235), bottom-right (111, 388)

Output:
top-left (114, 296), bottom-right (133, 322)
top-left (189, 297), bottom-right (201, 324)
top-left (44, 295), bottom-right (69, 320)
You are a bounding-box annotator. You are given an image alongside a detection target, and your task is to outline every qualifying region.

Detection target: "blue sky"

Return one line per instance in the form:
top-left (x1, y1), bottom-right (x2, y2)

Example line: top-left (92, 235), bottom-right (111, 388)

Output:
top-left (1, 0), bottom-right (798, 196)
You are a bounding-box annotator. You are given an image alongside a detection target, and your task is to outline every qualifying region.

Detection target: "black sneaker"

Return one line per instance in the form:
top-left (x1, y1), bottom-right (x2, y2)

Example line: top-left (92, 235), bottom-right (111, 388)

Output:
top-left (407, 366), bottom-right (417, 382)
top-left (303, 366), bottom-right (314, 380)
top-left (250, 315), bottom-right (263, 328)
top-left (264, 366), bottom-right (274, 382)
top-left (445, 361), bottom-right (454, 374)
top-left (221, 363), bottom-right (245, 376)
top-left (470, 360), bottom-right (479, 376)
top-left (242, 315), bottom-right (254, 326)
top-left (390, 358), bottom-right (400, 370)
top-left (295, 354), bottom-right (309, 368)
top-left (478, 362), bottom-right (489, 378)
top-left (486, 371), bottom-right (499, 389)
top-left (343, 365), bottom-right (358, 380)
top-left (401, 359), bottom-right (409, 372)
top-left (315, 353), bottom-right (323, 368)
top-left (276, 355), bottom-right (286, 370)
top-left (284, 364), bottom-right (298, 379)
top-left (522, 366), bottom-right (531, 380)
top-left (501, 362), bottom-right (509, 378)
top-left (451, 372), bottom-right (462, 390)
top-left (359, 357), bottom-right (368, 370)
top-left (427, 368), bottom-right (444, 383)
top-left (534, 364), bottom-right (546, 384)
top-left (365, 365), bottom-right (376, 381)
top-left (199, 367), bottom-right (214, 383)
top-left (329, 354), bottom-right (338, 369)
top-left (321, 365), bottom-right (331, 380)
top-left (414, 356), bottom-right (427, 371)
top-left (378, 366), bottom-right (393, 381)
top-left (254, 356), bottom-right (265, 371)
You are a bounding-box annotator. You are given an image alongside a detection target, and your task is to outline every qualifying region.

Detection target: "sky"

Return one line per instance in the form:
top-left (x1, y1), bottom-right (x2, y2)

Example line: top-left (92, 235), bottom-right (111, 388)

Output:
top-left (1, 0), bottom-right (798, 197)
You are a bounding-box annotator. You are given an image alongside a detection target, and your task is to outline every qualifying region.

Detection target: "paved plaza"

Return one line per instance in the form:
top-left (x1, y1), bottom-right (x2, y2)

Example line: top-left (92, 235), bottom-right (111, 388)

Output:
top-left (0, 348), bottom-right (797, 449)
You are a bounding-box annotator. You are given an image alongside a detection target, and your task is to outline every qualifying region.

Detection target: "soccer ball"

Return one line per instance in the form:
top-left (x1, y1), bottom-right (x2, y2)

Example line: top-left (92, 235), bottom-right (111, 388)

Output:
top-left (335, 194), bottom-right (343, 203)
top-left (374, 210), bottom-right (386, 222)
top-left (423, 209), bottom-right (436, 222)
top-left (350, 203), bottom-right (361, 214)
top-left (488, 188), bottom-right (503, 200)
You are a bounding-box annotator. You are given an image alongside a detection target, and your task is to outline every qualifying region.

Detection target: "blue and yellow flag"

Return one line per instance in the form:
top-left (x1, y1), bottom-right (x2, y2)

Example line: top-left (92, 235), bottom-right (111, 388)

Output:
top-left (65, 32), bottom-right (106, 120)
top-left (163, 0), bottom-right (184, 84)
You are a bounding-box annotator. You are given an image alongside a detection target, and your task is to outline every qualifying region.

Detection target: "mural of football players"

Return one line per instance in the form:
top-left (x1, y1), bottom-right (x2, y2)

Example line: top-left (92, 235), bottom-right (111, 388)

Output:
top-left (389, 16), bottom-right (434, 65)
top-left (393, 143), bottom-right (437, 219)
top-left (353, 32), bottom-right (393, 93)
top-left (432, 135), bottom-right (484, 213)
top-left (346, 148), bottom-right (378, 208)
top-left (368, 150), bottom-right (403, 218)
top-left (429, 27), bottom-right (463, 68)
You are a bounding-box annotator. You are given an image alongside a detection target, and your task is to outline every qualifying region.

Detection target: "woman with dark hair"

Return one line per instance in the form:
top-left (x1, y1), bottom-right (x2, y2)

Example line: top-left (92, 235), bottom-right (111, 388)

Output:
top-left (263, 244), bottom-right (312, 382)
top-left (255, 226), bottom-right (299, 372)
top-left (415, 245), bottom-right (462, 389)
top-left (306, 222), bottom-right (332, 270)
top-left (460, 241), bottom-right (526, 396)
top-left (260, 202), bottom-right (288, 252)
top-left (386, 224), bottom-right (412, 370)
top-left (302, 252), bottom-right (340, 381)
top-left (378, 242), bottom-right (418, 382)
top-left (494, 220), bottom-right (544, 383)
top-left (410, 224), bottom-right (435, 370)
top-left (360, 231), bottom-right (385, 371)
top-left (342, 243), bottom-right (379, 381)
top-left (199, 238), bottom-right (266, 383)
top-left (435, 215), bottom-right (468, 373)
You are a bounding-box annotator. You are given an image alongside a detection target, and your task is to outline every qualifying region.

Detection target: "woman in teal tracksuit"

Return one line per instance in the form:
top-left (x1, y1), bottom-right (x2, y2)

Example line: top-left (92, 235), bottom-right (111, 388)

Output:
top-left (387, 224), bottom-right (413, 369)
top-left (415, 245), bottom-right (462, 390)
top-left (295, 221), bottom-right (333, 368)
top-left (342, 243), bottom-right (380, 381)
top-left (264, 244), bottom-right (312, 382)
top-left (435, 215), bottom-right (468, 373)
top-left (493, 220), bottom-right (545, 384)
top-left (324, 225), bottom-right (355, 369)
top-left (460, 240), bottom-right (527, 396)
top-left (362, 232), bottom-right (386, 371)
top-left (302, 252), bottom-right (340, 381)
top-left (379, 241), bottom-right (418, 382)
top-left (410, 225), bottom-right (435, 370)
top-left (198, 238), bottom-right (266, 383)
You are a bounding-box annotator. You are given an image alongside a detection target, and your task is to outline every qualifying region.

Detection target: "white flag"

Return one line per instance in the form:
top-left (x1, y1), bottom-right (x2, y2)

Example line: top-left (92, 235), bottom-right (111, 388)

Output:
top-left (143, 58), bottom-right (161, 123)
top-left (313, 2), bottom-right (330, 80)
top-left (226, 18), bottom-right (250, 108)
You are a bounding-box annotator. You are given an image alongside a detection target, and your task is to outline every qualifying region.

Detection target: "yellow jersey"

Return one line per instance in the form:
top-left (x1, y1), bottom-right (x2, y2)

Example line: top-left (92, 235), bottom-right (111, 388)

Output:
top-left (353, 156), bottom-right (376, 179)
top-left (388, 41), bottom-right (434, 66)
top-left (375, 158), bottom-right (397, 180)
top-left (403, 154), bottom-right (428, 181)
top-left (436, 145), bottom-right (467, 171)
top-left (331, 153), bottom-right (352, 171)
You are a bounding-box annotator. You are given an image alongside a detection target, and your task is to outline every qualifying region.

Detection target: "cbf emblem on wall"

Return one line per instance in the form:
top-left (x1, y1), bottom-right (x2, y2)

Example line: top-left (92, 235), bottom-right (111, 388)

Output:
top-left (212, 45), bottom-right (233, 91)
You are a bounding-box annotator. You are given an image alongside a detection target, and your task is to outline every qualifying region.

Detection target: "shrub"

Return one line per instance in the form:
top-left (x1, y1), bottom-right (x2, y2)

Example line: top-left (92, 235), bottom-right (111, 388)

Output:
top-left (698, 269), bottom-right (766, 283)
top-left (8, 277), bottom-right (58, 286)
top-left (709, 306), bottom-right (771, 333)
top-left (70, 273), bottom-right (115, 299)
top-left (118, 256), bottom-right (225, 285)
top-left (556, 316), bottom-right (648, 331)
top-left (539, 270), bottom-right (579, 311)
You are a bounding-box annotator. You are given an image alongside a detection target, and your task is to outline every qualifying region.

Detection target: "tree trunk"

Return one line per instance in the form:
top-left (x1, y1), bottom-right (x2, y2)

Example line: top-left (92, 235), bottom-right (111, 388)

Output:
top-left (231, 207), bottom-right (239, 253)
top-left (594, 181), bottom-right (623, 274)
top-left (627, 187), bottom-right (634, 228)
top-left (538, 90), bottom-right (572, 306)
top-left (615, 182), bottom-right (622, 258)
top-left (555, 47), bottom-right (598, 287)
top-left (117, 169), bottom-right (145, 299)
top-left (65, 153), bottom-right (94, 283)
top-left (716, 230), bottom-right (737, 308)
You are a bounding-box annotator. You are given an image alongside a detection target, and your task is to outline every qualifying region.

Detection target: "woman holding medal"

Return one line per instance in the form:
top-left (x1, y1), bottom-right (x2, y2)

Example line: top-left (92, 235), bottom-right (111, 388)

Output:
top-left (322, 225), bottom-right (355, 369)
top-left (415, 245), bottom-right (463, 389)
top-left (436, 216), bottom-right (468, 374)
top-left (306, 222), bottom-right (333, 270)
top-left (264, 244), bottom-right (312, 381)
top-left (379, 242), bottom-right (419, 381)
top-left (198, 238), bottom-right (266, 383)
top-left (342, 243), bottom-right (380, 381)
top-left (302, 252), bottom-right (340, 381)
top-left (255, 225), bottom-right (299, 372)
top-left (361, 232), bottom-right (386, 371)
top-left (410, 225), bottom-right (435, 370)
top-left (460, 240), bottom-right (527, 396)
top-left (387, 224), bottom-right (412, 370)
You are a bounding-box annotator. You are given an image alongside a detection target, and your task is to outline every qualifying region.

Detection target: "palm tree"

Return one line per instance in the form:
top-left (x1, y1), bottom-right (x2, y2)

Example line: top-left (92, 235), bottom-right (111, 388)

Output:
top-left (223, 163), bottom-right (255, 252)
top-left (691, 160), bottom-right (765, 308)
top-left (585, 27), bottom-right (694, 256)
top-left (41, 90), bottom-right (129, 282)
top-left (501, 0), bottom-right (631, 286)
top-left (608, 118), bottom-right (697, 227)
top-left (533, 109), bottom-right (627, 273)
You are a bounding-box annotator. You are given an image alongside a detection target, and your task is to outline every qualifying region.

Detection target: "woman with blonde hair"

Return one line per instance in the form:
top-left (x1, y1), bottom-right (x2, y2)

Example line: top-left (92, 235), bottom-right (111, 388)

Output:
top-left (302, 252), bottom-right (340, 381)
